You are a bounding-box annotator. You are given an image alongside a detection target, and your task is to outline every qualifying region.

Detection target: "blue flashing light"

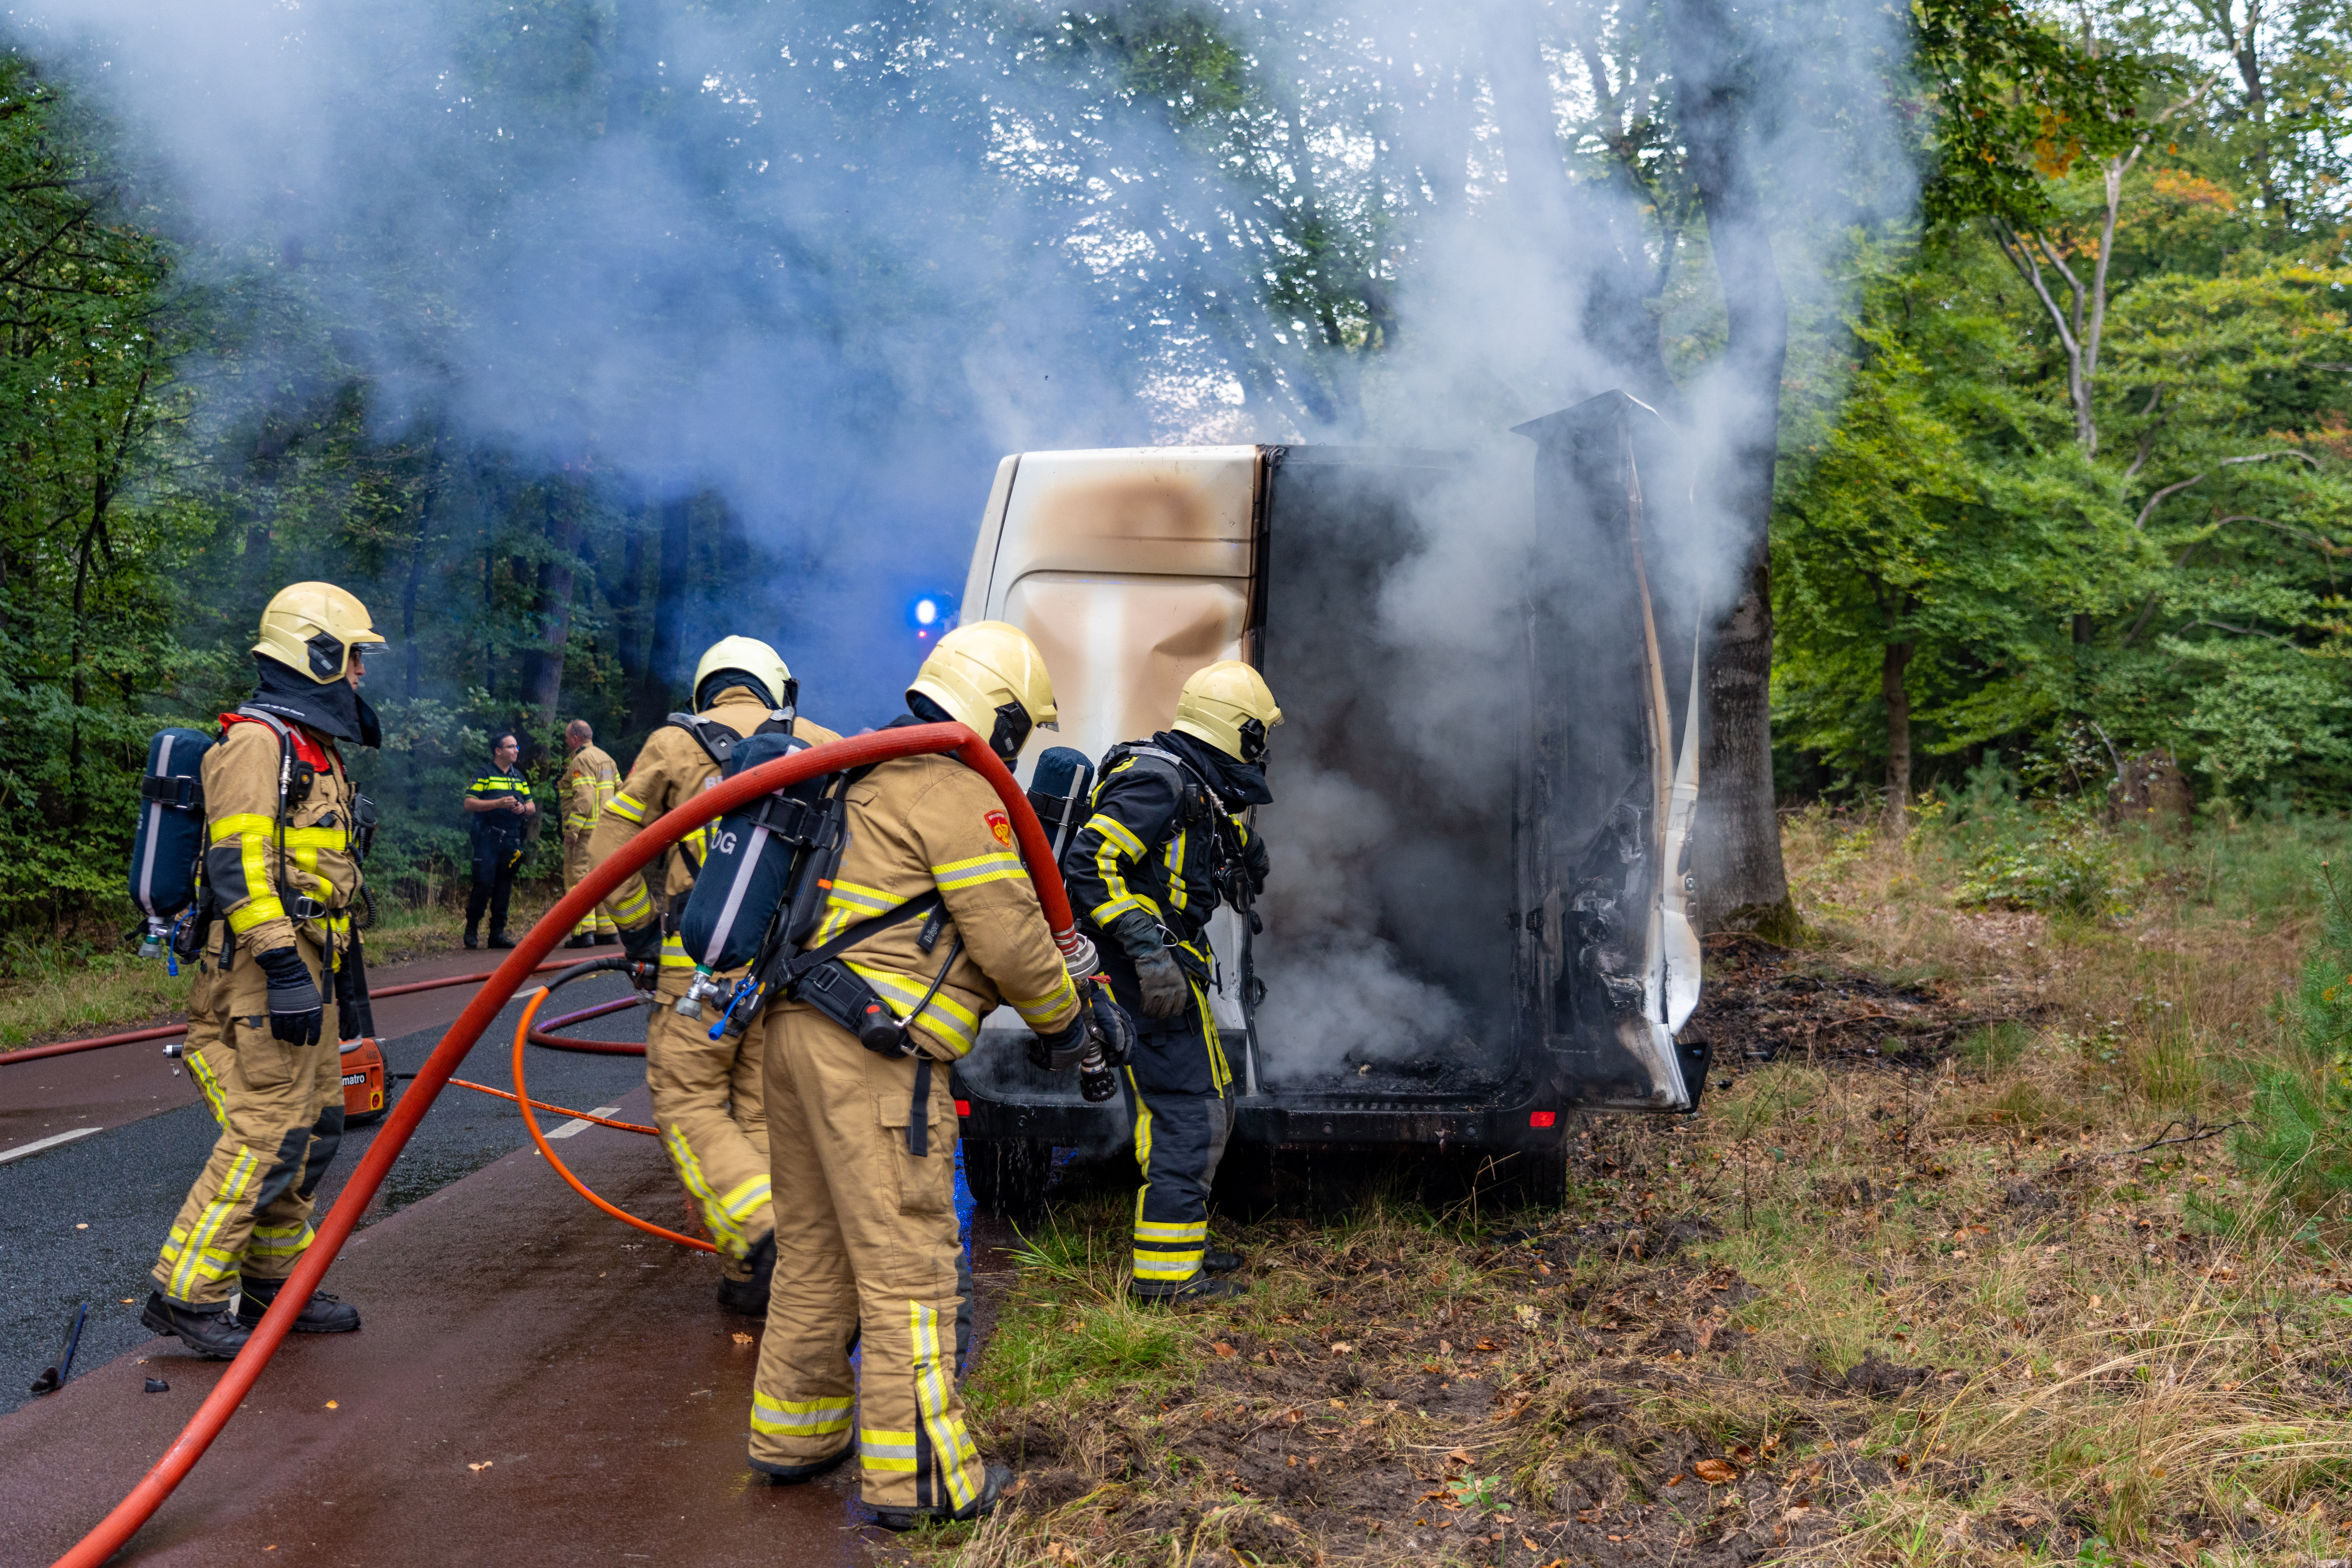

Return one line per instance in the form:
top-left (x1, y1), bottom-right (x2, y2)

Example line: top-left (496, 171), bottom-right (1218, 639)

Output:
top-left (906, 592), bottom-right (958, 643)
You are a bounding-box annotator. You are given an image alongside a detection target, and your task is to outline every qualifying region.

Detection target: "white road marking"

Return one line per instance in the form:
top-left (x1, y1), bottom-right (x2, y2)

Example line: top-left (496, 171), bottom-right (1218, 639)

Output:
top-left (546, 1107), bottom-right (622, 1140)
top-left (1, 1126), bottom-right (101, 1164)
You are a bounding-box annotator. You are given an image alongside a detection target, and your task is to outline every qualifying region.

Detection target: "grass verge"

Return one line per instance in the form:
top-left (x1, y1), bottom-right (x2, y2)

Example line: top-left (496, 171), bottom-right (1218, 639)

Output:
top-left (925, 810), bottom-right (2352, 1567)
top-left (0, 883), bottom-right (565, 1050)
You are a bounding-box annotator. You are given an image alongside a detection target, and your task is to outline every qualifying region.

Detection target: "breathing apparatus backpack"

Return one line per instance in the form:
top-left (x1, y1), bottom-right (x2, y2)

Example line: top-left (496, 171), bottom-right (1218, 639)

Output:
top-left (673, 730), bottom-right (823, 980)
top-left (128, 727), bottom-right (215, 957)
top-left (669, 732), bottom-right (965, 1058)
top-left (1027, 746), bottom-right (1096, 868)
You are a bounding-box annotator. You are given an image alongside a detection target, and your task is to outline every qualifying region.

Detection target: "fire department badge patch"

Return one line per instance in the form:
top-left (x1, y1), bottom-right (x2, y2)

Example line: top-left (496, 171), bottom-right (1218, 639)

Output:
top-left (986, 810), bottom-right (1013, 846)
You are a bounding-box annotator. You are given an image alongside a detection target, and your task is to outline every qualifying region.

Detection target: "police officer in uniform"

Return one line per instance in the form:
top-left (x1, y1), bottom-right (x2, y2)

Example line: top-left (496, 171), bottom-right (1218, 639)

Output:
top-left (559, 719), bottom-right (620, 949)
top-left (142, 583), bottom-right (384, 1357)
top-left (1065, 660), bottom-right (1281, 1303)
top-left (586, 637), bottom-right (840, 1313)
top-left (461, 730), bottom-right (535, 949)
top-left (746, 622), bottom-right (1126, 1528)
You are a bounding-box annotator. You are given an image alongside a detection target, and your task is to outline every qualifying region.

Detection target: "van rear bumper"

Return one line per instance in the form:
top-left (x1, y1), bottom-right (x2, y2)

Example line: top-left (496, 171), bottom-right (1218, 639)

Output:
top-left (950, 1074), bottom-right (1572, 1155)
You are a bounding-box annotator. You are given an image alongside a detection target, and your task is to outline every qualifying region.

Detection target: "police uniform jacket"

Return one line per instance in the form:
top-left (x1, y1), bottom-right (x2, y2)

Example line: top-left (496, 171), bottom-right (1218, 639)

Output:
top-left (464, 766), bottom-right (533, 859)
top-left (589, 686), bottom-right (843, 931)
top-left (561, 743), bottom-right (619, 839)
top-left (812, 747), bottom-right (1081, 1060)
top-left (203, 714), bottom-right (364, 1013)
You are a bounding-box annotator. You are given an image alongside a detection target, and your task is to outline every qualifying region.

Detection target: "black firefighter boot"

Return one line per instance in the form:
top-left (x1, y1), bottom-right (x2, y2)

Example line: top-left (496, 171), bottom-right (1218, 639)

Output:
top-left (236, 1275), bottom-right (361, 1333)
top-left (870, 1465), bottom-right (1017, 1530)
top-left (717, 1232), bottom-right (777, 1316)
top-left (1128, 1270), bottom-right (1247, 1304)
top-left (463, 924), bottom-right (481, 951)
top-left (141, 1291), bottom-right (250, 1360)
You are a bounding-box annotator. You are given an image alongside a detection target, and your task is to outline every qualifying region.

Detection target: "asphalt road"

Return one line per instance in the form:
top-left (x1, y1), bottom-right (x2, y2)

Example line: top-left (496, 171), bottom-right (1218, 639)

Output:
top-left (0, 969), bottom-right (652, 1416)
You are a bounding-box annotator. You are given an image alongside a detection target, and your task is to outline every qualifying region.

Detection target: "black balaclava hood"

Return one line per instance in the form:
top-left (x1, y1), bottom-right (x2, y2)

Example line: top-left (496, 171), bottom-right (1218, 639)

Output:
top-left (1160, 728), bottom-right (1272, 807)
top-left (247, 654), bottom-right (383, 748)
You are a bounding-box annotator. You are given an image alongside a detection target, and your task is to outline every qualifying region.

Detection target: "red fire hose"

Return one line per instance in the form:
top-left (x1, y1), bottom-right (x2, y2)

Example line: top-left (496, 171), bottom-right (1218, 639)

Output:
top-left (526, 993), bottom-right (648, 1055)
top-left (0, 960), bottom-right (578, 1066)
top-left (51, 722), bottom-right (1077, 1568)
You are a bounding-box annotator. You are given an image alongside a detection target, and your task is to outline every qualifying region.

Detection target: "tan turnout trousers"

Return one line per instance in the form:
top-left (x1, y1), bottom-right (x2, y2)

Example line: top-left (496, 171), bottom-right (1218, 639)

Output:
top-left (648, 957), bottom-right (772, 1279)
top-left (587, 690), bottom-right (843, 1269)
top-left (750, 1002), bottom-right (976, 1511)
top-left (563, 833), bottom-right (618, 936)
top-left (152, 941), bottom-right (343, 1309)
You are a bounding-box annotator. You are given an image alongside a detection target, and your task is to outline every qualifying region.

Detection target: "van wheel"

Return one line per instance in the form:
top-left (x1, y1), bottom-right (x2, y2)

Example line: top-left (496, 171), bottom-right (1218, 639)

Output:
top-left (1515, 1146), bottom-right (1569, 1210)
top-left (964, 1138), bottom-right (1055, 1226)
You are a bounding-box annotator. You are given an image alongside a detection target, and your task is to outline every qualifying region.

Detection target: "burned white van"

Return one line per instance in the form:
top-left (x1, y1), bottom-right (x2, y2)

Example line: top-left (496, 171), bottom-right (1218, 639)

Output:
top-left (950, 391), bottom-right (1710, 1210)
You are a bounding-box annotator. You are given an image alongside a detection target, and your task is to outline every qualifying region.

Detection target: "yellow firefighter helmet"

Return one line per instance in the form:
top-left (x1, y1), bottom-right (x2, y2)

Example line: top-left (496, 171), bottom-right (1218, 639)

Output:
top-left (908, 621), bottom-right (1059, 761)
top-left (252, 582), bottom-right (388, 684)
top-left (1172, 660), bottom-right (1282, 763)
top-left (693, 635), bottom-right (797, 713)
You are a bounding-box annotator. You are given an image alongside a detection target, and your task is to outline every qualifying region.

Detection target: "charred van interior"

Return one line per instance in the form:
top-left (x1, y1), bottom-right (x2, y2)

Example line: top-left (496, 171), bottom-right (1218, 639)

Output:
top-left (956, 394), bottom-right (1710, 1213)
top-left (1250, 447), bottom-right (1519, 1095)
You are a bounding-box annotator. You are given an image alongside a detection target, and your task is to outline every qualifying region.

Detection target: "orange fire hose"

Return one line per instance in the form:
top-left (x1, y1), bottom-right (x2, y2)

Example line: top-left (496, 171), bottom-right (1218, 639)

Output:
top-left (52, 722), bottom-right (1077, 1568)
top-left (445, 1076), bottom-right (659, 1136)
top-left (509, 986), bottom-right (715, 1252)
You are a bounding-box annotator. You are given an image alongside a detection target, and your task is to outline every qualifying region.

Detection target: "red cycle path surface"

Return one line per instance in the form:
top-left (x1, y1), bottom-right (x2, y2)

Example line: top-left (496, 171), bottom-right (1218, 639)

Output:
top-left (1, 948), bottom-right (574, 1149)
top-left (0, 1084), bottom-right (897, 1568)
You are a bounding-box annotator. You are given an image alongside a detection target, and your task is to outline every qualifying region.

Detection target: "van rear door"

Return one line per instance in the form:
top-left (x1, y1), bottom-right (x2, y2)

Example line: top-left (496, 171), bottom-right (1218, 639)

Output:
top-left (962, 447), bottom-right (1265, 1047)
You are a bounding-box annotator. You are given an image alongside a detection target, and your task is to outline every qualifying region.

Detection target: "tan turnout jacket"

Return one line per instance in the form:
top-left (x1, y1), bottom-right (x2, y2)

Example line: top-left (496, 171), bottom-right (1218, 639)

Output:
top-left (819, 749), bottom-right (1080, 1060)
top-left (202, 716), bottom-right (363, 1012)
top-left (588, 687), bottom-right (842, 931)
top-left (561, 742), bottom-right (619, 839)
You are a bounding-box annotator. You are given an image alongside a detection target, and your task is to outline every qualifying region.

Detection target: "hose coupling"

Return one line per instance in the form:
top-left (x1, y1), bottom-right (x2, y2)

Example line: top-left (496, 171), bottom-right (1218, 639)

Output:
top-left (676, 966), bottom-right (728, 1021)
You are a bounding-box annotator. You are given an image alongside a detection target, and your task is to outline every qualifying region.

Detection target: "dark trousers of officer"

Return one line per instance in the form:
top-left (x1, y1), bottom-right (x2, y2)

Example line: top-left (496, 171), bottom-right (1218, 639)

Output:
top-left (466, 842), bottom-right (518, 936)
top-left (1102, 943), bottom-right (1233, 1289)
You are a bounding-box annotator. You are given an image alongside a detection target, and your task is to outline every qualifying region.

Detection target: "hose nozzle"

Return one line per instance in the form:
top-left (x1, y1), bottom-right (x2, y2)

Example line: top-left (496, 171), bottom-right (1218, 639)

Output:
top-left (1078, 1047), bottom-right (1116, 1103)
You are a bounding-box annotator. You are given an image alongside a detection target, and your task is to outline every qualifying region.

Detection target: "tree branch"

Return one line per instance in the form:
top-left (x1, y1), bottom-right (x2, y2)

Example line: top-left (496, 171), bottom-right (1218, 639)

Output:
top-left (2219, 449), bottom-right (2322, 470)
top-left (2134, 473), bottom-right (2206, 529)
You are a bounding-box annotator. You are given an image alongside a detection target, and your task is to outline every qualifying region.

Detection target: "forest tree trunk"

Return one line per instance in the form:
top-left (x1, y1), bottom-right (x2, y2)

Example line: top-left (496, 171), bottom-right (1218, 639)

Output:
top-left (524, 484), bottom-right (579, 729)
top-left (1666, 0), bottom-right (1794, 933)
top-left (639, 493), bottom-right (691, 730)
top-left (1882, 639), bottom-right (1913, 830)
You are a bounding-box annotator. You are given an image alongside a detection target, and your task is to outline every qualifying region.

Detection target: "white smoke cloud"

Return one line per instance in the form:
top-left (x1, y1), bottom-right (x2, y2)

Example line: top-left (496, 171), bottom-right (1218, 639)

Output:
top-left (1251, 764), bottom-right (1467, 1083)
top-left (11, 0), bottom-right (1913, 1088)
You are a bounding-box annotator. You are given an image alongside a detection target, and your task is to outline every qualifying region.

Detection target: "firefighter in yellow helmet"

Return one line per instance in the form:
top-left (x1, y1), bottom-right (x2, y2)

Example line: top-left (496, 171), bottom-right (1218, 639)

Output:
top-left (558, 719), bottom-right (620, 949)
top-left (584, 636), bottom-right (841, 1314)
top-left (747, 621), bottom-right (1132, 1527)
top-left (143, 583), bottom-right (386, 1357)
top-left (1064, 660), bottom-right (1280, 1302)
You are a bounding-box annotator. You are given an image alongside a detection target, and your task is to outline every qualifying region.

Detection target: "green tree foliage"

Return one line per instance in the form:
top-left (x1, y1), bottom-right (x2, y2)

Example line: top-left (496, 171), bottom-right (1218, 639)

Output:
top-left (1773, 0), bottom-right (2352, 813)
top-left (0, 54), bottom-right (195, 921)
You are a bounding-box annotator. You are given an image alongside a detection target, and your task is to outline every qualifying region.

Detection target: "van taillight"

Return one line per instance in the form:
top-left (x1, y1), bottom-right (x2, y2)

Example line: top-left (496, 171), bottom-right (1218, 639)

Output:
top-left (1529, 1111), bottom-right (1556, 1128)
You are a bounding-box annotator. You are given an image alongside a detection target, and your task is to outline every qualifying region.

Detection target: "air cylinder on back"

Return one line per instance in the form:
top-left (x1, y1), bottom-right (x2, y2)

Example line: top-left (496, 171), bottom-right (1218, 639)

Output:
top-left (672, 731), bottom-right (824, 986)
top-left (128, 727), bottom-right (214, 957)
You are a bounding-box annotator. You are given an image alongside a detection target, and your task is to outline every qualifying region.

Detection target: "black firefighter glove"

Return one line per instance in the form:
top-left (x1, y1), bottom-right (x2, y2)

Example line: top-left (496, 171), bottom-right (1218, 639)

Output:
top-left (1111, 909), bottom-right (1189, 1020)
top-left (255, 947), bottom-right (323, 1046)
top-left (1240, 827), bottom-right (1270, 894)
top-left (618, 921), bottom-right (663, 993)
top-left (1085, 978), bottom-right (1136, 1069)
top-left (1027, 1007), bottom-right (1090, 1073)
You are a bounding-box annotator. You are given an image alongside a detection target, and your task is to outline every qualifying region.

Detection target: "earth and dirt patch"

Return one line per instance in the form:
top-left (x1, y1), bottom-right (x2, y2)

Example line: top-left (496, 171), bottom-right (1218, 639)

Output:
top-left (912, 818), bottom-right (2352, 1567)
